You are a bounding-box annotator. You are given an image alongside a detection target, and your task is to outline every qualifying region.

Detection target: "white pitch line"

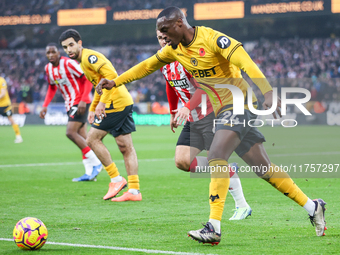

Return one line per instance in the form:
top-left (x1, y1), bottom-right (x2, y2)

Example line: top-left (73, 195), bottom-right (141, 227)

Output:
top-left (1, 151), bottom-right (339, 168)
top-left (0, 238), bottom-right (217, 255)
top-left (0, 158), bottom-right (173, 168)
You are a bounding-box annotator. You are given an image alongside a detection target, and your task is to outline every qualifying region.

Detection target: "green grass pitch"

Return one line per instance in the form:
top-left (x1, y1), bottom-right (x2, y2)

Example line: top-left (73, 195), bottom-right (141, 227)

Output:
top-left (0, 125), bottom-right (339, 254)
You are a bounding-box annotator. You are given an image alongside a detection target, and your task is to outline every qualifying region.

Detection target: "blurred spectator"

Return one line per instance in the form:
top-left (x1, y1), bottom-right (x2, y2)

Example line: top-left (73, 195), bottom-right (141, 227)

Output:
top-left (18, 100), bottom-right (30, 114)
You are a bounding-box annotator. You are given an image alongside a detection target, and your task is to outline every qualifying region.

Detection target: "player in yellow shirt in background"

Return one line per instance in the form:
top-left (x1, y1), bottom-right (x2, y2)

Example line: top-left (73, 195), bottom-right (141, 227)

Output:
top-left (96, 6), bottom-right (326, 244)
top-left (0, 76), bottom-right (23, 143)
top-left (59, 29), bottom-right (141, 202)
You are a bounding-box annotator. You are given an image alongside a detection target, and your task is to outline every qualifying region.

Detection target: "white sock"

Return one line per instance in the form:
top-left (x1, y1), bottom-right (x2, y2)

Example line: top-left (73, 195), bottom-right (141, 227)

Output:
top-left (194, 156), bottom-right (208, 172)
top-left (111, 175), bottom-right (123, 183)
top-left (229, 172), bottom-right (249, 208)
top-left (208, 219), bottom-right (221, 234)
top-left (85, 150), bottom-right (101, 166)
top-left (82, 158), bottom-right (93, 176)
top-left (303, 198), bottom-right (316, 216)
top-left (128, 189), bottom-right (139, 195)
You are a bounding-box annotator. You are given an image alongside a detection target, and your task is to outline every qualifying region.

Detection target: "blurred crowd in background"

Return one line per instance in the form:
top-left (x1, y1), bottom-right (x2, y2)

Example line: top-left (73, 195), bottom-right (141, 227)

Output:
top-left (1, 37), bottom-right (340, 113)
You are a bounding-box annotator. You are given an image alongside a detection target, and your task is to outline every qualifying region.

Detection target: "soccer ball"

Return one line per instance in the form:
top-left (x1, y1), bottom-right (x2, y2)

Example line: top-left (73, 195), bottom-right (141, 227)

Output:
top-left (13, 217), bottom-right (48, 250)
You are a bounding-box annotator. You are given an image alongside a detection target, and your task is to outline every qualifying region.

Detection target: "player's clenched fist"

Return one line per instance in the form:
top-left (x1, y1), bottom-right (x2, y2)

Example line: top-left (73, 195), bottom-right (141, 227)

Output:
top-left (96, 78), bottom-right (116, 95)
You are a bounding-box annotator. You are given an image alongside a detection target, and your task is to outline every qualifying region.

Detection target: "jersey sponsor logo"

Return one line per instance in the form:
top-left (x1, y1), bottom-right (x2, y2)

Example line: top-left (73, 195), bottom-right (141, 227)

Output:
top-left (199, 48), bottom-right (206, 57)
top-left (217, 36), bottom-right (231, 49)
top-left (177, 53), bottom-right (184, 56)
top-left (168, 78), bottom-right (190, 89)
top-left (189, 66), bottom-right (216, 78)
top-left (54, 78), bottom-right (67, 85)
top-left (190, 57), bottom-right (198, 66)
top-left (88, 55), bottom-right (98, 64)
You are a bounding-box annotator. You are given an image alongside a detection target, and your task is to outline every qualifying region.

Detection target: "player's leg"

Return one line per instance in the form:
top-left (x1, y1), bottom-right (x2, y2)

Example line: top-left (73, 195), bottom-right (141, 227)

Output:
top-left (68, 121), bottom-right (101, 182)
top-left (175, 145), bottom-right (201, 171)
top-left (174, 120), bottom-right (202, 171)
top-left (69, 104), bottom-right (102, 182)
top-left (111, 133), bottom-right (142, 202)
top-left (86, 126), bottom-right (126, 199)
top-left (65, 120), bottom-right (87, 149)
top-left (227, 162), bottom-right (252, 220)
top-left (241, 141), bottom-right (326, 236)
top-left (188, 128), bottom-right (241, 244)
top-left (4, 106), bottom-right (23, 143)
top-left (189, 113), bottom-right (251, 220)
top-left (110, 105), bottom-right (141, 202)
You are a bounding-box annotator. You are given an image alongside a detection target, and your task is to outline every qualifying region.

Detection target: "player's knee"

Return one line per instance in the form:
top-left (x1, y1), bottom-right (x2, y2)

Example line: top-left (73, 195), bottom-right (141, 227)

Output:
top-left (115, 139), bottom-right (126, 153)
top-left (66, 131), bottom-right (76, 141)
top-left (175, 158), bottom-right (189, 171)
top-left (86, 136), bottom-right (94, 148)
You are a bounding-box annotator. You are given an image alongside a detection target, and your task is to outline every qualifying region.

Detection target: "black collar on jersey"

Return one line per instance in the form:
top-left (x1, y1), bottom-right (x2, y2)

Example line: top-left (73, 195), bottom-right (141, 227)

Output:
top-left (185, 26), bottom-right (198, 48)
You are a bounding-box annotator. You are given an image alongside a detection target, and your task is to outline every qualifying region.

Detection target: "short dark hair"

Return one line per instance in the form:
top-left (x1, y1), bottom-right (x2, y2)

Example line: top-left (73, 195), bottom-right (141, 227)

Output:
top-left (157, 6), bottom-right (183, 20)
top-left (46, 42), bottom-right (59, 50)
top-left (59, 29), bottom-right (81, 45)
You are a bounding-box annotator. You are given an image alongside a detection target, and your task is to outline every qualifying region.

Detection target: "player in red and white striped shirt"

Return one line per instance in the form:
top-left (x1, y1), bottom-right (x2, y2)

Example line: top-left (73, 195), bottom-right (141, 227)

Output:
top-left (158, 31), bottom-right (251, 220)
top-left (40, 43), bottom-right (102, 182)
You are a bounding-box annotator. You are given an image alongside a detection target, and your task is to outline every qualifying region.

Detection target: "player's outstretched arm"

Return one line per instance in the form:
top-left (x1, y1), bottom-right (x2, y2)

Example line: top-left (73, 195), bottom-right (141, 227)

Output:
top-left (97, 54), bottom-right (168, 96)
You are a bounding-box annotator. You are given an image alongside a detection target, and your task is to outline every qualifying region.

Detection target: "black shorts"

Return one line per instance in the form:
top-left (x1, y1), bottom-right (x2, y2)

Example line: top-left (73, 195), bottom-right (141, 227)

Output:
top-left (67, 104), bottom-right (90, 123)
top-left (176, 112), bottom-right (215, 151)
top-left (214, 106), bottom-right (266, 157)
top-left (92, 104), bottom-right (136, 137)
top-left (0, 105), bottom-right (12, 117)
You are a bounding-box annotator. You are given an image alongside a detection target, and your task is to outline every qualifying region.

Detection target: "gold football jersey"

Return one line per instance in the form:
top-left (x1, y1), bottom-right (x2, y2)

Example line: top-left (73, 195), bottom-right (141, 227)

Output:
top-left (0, 77), bottom-right (11, 107)
top-left (80, 48), bottom-right (133, 111)
top-left (115, 26), bottom-right (273, 114)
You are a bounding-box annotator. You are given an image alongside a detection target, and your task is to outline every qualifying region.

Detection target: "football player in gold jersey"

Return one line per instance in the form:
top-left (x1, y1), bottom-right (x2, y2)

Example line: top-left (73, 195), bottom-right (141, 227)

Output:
top-left (59, 29), bottom-right (141, 202)
top-left (96, 7), bottom-right (326, 243)
top-left (0, 76), bottom-right (23, 143)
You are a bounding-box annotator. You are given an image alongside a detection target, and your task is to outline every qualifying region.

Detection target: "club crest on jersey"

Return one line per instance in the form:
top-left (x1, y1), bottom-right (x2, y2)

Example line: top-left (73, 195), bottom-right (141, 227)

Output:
top-left (199, 48), bottom-right (206, 57)
top-left (176, 65), bottom-right (182, 75)
top-left (88, 55), bottom-right (98, 64)
top-left (217, 36), bottom-right (231, 49)
top-left (190, 57), bottom-right (198, 66)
